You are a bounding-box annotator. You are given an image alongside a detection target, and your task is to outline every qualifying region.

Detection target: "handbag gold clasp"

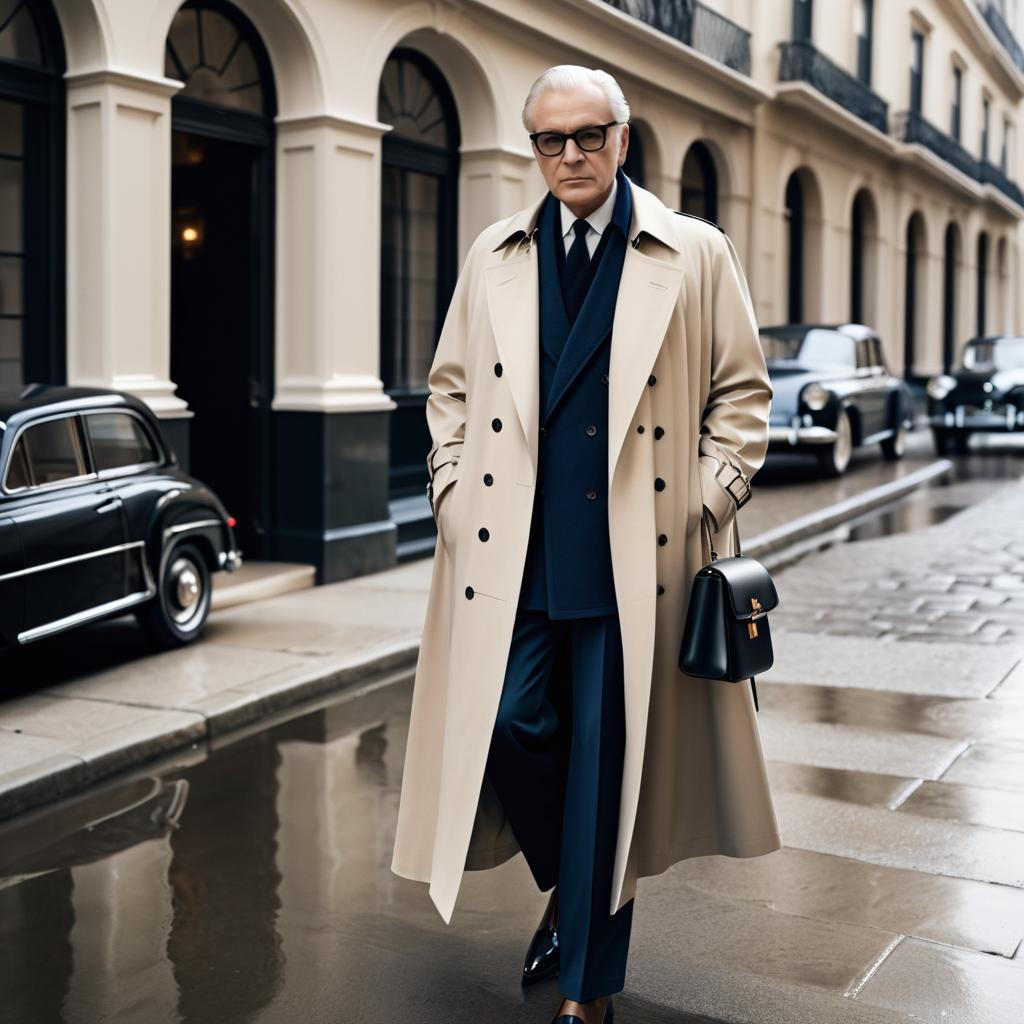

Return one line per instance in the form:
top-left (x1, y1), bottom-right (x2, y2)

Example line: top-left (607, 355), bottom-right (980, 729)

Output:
top-left (748, 596), bottom-right (763, 638)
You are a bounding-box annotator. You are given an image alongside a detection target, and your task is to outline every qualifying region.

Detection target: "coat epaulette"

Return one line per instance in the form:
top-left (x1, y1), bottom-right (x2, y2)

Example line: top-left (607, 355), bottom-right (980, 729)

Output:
top-left (672, 210), bottom-right (725, 233)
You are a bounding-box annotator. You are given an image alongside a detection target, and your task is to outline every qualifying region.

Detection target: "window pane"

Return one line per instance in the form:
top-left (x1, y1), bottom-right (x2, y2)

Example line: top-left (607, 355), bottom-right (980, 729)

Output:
top-left (0, 317), bottom-right (20, 387)
top-left (0, 0), bottom-right (43, 66)
top-left (87, 413), bottom-right (158, 470)
top-left (0, 256), bottom-right (22, 314)
top-left (0, 157), bottom-right (24, 250)
top-left (406, 172), bottom-right (439, 390)
top-left (4, 433), bottom-right (30, 489)
top-left (24, 417), bottom-right (86, 485)
top-left (0, 99), bottom-right (24, 158)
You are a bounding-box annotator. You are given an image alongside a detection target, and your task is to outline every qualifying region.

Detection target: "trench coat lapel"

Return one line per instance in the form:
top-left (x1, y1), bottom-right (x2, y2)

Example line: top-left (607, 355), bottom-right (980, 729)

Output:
top-left (483, 175), bottom-right (684, 484)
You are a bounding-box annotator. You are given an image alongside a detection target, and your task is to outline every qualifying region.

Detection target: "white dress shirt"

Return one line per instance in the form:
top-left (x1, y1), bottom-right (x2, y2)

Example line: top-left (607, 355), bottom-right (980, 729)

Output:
top-left (559, 175), bottom-right (617, 259)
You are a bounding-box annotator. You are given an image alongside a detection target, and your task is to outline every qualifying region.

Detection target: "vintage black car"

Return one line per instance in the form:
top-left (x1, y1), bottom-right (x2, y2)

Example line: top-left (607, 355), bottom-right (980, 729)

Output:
top-left (926, 335), bottom-right (1024, 454)
top-left (0, 385), bottom-right (241, 650)
top-left (760, 323), bottom-right (915, 476)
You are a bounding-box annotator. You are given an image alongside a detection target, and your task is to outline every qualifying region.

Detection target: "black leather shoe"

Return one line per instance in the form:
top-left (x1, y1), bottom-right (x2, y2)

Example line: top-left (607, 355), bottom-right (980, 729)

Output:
top-left (550, 995), bottom-right (614, 1023)
top-left (522, 888), bottom-right (559, 985)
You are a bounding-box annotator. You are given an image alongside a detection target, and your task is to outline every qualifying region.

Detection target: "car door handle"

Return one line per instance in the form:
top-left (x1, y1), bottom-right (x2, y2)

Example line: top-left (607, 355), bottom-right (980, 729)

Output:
top-left (96, 499), bottom-right (120, 515)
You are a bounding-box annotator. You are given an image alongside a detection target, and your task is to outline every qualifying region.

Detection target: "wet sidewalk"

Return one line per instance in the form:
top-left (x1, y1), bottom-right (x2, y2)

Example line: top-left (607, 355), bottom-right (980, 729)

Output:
top-left (0, 428), bottom-right (951, 822)
top-left (1, 469), bottom-right (1023, 1022)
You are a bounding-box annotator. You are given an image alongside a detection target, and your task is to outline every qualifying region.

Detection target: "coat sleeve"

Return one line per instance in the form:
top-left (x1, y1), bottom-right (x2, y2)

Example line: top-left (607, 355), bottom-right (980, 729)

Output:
top-left (424, 232), bottom-right (485, 520)
top-left (697, 229), bottom-right (773, 534)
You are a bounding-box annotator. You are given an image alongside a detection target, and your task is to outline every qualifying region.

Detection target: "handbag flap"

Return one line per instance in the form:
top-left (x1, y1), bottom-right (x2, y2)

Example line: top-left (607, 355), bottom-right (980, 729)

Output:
top-left (705, 555), bottom-right (779, 619)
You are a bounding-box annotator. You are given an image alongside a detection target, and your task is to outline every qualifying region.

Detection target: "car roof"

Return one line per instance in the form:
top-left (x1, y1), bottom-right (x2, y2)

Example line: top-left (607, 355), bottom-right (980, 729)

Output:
top-left (759, 322), bottom-right (877, 341)
top-left (963, 334), bottom-right (1024, 344)
top-left (0, 384), bottom-right (154, 426)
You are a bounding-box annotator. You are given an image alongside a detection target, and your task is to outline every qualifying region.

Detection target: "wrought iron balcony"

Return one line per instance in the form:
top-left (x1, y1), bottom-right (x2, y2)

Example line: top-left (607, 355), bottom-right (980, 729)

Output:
top-left (893, 109), bottom-right (981, 181)
top-left (601, 0), bottom-right (751, 76)
top-left (974, 0), bottom-right (1024, 77)
top-left (778, 40), bottom-right (889, 134)
top-left (979, 158), bottom-right (1024, 207)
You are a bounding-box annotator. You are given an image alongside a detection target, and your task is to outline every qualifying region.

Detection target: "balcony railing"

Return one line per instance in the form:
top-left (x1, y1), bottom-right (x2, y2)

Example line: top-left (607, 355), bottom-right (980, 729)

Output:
top-left (979, 158), bottom-right (1024, 207)
top-left (974, 0), bottom-right (1024, 77)
top-left (601, 0), bottom-right (751, 76)
top-left (778, 40), bottom-right (889, 134)
top-left (893, 109), bottom-right (981, 180)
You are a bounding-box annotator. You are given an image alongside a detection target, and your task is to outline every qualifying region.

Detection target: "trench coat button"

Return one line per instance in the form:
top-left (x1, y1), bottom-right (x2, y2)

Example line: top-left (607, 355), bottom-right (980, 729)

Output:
top-left (465, 586), bottom-right (475, 599)
top-left (654, 425), bottom-right (665, 439)
top-left (491, 417), bottom-right (502, 432)
top-left (479, 527), bottom-right (489, 541)
top-left (658, 533), bottom-right (668, 545)
top-left (601, 373), bottom-right (609, 385)
top-left (585, 424), bottom-right (597, 437)
top-left (637, 424), bottom-right (645, 434)
top-left (656, 584), bottom-right (665, 595)
top-left (494, 362), bottom-right (502, 377)
top-left (585, 488), bottom-right (598, 501)
top-left (654, 476), bottom-right (666, 491)
top-left (648, 374), bottom-right (657, 386)
top-left (483, 473), bottom-right (493, 485)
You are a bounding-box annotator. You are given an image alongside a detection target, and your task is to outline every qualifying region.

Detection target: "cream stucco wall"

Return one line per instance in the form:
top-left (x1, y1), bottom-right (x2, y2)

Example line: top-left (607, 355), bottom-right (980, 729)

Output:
top-left (47, 0), bottom-right (1024, 416)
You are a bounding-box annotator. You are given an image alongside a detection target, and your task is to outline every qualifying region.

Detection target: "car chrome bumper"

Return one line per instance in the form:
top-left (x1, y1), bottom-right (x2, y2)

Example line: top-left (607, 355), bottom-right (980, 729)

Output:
top-left (928, 405), bottom-right (1024, 430)
top-left (218, 549), bottom-right (243, 572)
top-left (768, 419), bottom-right (838, 446)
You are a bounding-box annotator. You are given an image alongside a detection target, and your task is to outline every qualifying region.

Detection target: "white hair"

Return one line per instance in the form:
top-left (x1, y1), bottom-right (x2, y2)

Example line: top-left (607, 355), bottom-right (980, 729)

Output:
top-left (521, 64), bottom-right (631, 133)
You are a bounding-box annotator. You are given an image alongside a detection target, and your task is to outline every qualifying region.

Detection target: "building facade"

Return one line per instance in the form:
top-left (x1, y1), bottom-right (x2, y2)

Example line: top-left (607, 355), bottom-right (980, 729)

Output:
top-left (1, 0), bottom-right (1022, 584)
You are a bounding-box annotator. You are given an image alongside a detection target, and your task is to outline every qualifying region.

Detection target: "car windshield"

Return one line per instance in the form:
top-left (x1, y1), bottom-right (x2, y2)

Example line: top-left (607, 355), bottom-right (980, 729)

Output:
top-left (963, 337), bottom-right (1024, 371)
top-left (760, 328), bottom-right (855, 370)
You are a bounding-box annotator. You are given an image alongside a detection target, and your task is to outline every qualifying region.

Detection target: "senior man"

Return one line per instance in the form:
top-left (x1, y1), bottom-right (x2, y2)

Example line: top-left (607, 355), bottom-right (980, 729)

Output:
top-left (391, 64), bottom-right (781, 1024)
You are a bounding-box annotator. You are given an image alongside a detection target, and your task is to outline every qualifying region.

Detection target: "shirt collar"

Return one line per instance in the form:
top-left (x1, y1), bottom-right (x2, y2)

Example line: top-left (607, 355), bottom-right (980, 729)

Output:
top-left (559, 174), bottom-right (618, 241)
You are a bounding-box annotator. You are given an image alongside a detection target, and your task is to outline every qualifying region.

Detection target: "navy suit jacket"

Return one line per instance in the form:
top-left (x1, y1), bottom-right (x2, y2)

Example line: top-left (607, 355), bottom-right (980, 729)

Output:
top-left (518, 166), bottom-right (633, 618)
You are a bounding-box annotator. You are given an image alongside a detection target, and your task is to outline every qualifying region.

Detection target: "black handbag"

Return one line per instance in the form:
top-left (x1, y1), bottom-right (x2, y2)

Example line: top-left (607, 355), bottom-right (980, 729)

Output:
top-left (678, 510), bottom-right (779, 712)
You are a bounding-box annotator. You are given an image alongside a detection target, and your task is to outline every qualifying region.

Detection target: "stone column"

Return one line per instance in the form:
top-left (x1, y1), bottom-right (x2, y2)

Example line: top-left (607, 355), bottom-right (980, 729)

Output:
top-left (64, 68), bottom-right (189, 438)
top-left (270, 113), bottom-right (397, 582)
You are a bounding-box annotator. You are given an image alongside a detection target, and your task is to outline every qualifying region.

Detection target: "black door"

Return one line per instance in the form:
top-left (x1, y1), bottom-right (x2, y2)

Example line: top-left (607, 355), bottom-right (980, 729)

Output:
top-left (4, 415), bottom-right (127, 643)
top-left (170, 130), bottom-right (268, 559)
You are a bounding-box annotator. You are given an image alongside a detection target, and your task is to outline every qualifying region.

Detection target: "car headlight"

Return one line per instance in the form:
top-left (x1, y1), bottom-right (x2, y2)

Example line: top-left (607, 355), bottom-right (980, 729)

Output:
top-left (927, 374), bottom-right (957, 400)
top-left (800, 382), bottom-right (830, 411)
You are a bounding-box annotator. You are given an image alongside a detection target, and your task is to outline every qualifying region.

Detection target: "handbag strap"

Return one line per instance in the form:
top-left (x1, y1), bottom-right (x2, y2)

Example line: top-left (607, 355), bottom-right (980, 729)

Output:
top-left (700, 506), bottom-right (743, 564)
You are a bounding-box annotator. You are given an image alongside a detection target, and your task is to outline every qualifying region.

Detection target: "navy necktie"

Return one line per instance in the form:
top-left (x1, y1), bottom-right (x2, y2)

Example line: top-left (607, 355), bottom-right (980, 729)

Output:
top-left (563, 218), bottom-right (592, 323)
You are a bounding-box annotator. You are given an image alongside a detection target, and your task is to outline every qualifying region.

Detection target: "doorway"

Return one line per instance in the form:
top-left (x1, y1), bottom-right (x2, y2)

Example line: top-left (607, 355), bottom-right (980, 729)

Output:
top-left (170, 131), bottom-right (272, 559)
top-left (165, 0), bottom-right (276, 561)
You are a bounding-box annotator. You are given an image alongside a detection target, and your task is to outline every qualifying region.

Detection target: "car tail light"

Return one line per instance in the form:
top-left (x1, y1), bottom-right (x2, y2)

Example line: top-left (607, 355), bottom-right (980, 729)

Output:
top-left (227, 516), bottom-right (237, 528)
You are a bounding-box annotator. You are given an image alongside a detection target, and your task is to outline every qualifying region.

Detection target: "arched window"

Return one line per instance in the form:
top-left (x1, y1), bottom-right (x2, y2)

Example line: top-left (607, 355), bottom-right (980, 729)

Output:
top-left (943, 223), bottom-right (961, 372)
top-left (785, 173), bottom-right (805, 322)
top-left (904, 212), bottom-right (926, 380)
top-left (0, 0), bottom-right (65, 387)
top-left (681, 142), bottom-right (718, 225)
top-left (379, 49), bottom-right (460, 511)
top-left (976, 231), bottom-right (989, 336)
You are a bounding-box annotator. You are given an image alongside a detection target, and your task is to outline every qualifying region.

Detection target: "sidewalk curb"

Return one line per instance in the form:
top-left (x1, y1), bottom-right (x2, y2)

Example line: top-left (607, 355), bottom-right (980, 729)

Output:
top-left (0, 461), bottom-right (951, 823)
top-left (743, 459), bottom-right (954, 560)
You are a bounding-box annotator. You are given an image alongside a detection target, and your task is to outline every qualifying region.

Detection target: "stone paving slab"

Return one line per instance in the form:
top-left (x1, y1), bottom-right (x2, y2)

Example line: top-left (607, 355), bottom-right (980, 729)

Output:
top-left (757, 717), bottom-right (967, 778)
top-left (671, 846), bottom-right (1024, 959)
top-left (766, 761), bottom-right (918, 808)
top-left (853, 936), bottom-right (1024, 1023)
top-left (762, 631), bottom-right (1018, 697)
top-left (775, 790), bottom-right (1024, 887)
top-left (898, 778), bottom-right (1024, 832)
top-left (939, 741), bottom-right (1024, 792)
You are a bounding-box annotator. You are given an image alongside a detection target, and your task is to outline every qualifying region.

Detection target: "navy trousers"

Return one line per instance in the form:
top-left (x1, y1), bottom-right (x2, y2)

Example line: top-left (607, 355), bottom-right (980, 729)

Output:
top-left (485, 606), bottom-right (635, 1001)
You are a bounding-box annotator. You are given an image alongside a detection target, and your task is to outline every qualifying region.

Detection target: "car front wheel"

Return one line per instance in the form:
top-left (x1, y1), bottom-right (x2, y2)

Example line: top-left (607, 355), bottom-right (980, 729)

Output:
top-left (135, 540), bottom-right (212, 648)
top-left (816, 407), bottom-right (853, 477)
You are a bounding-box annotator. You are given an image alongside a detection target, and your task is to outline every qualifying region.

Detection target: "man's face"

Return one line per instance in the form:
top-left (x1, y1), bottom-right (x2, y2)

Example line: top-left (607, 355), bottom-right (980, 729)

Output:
top-left (530, 84), bottom-right (629, 217)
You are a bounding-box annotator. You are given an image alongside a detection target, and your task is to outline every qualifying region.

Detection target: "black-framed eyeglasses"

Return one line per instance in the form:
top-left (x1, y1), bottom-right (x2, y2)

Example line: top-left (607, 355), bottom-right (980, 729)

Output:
top-left (529, 121), bottom-right (621, 157)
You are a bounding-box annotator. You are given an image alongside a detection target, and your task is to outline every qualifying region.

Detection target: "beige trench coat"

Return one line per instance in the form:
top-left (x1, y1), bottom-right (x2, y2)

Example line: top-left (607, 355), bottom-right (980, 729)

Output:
top-left (390, 174), bottom-right (783, 925)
